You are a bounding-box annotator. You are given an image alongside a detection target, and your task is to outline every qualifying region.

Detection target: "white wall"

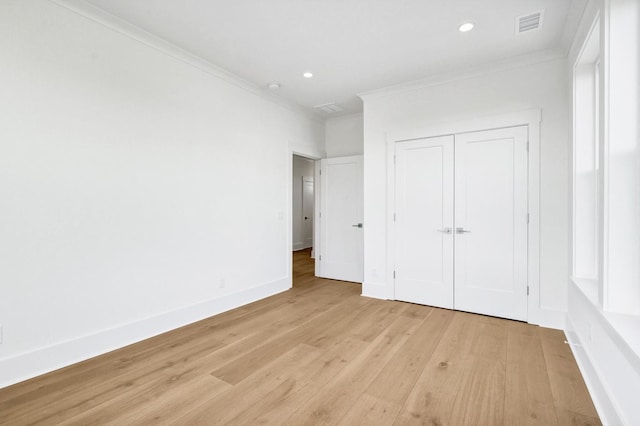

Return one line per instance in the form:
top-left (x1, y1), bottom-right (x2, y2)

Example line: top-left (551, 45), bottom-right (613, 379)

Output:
top-left (361, 56), bottom-right (570, 328)
top-left (292, 155), bottom-right (314, 250)
top-left (325, 113), bottom-right (364, 157)
top-left (0, 0), bottom-right (323, 388)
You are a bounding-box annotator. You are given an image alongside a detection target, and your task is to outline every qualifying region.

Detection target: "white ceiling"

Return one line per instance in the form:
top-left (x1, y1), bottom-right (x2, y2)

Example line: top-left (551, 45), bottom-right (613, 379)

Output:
top-left (80, 0), bottom-right (586, 117)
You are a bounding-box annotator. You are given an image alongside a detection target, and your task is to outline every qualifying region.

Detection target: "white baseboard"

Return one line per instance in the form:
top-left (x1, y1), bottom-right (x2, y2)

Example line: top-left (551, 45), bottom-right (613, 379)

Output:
top-left (565, 316), bottom-right (623, 426)
top-left (0, 277), bottom-right (289, 390)
top-left (362, 281), bottom-right (566, 330)
top-left (361, 281), bottom-right (391, 300)
top-left (292, 243), bottom-right (312, 251)
top-left (536, 307), bottom-right (567, 330)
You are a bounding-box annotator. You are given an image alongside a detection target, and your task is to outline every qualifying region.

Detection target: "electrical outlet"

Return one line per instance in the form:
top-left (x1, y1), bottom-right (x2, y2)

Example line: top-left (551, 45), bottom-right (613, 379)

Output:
top-left (219, 278), bottom-right (226, 289)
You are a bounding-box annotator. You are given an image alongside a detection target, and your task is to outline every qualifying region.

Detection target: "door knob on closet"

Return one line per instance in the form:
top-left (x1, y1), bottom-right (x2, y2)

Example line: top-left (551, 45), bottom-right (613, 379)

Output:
top-left (456, 227), bottom-right (471, 234)
top-left (352, 223), bottom-right (363, 228)
top-left (437, 228), bottom-right (452, 234)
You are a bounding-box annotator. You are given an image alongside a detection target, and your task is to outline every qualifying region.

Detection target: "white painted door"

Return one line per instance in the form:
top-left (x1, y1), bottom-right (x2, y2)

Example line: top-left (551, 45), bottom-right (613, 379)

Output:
top-left (393, 126), bottom-right (528, 321)
top-left (318, 156), bottom-right (363, 283)
top-left (302, 176), bottom-right (314, 249)
top-left (454, 126), bottom-right (528, 321)
top-left (394, 136), bottom-right (454, 308)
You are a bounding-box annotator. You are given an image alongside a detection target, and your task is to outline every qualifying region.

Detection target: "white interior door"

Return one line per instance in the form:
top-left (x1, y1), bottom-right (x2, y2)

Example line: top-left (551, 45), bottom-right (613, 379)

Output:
top-left (454, 126), bottom-right (528, 321)
top-left (394, 136), bottom-right (454, 308)
top-left (302, 176), bottom-right (314, 249)
top-left (393, 126), bottom-right (529, 321)
top-left (318, 156), bottom-right (363, 282)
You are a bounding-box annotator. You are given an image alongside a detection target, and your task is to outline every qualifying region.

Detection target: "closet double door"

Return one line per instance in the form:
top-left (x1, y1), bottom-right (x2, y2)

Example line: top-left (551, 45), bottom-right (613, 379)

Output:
top-left (394, 126), bottom-right (528, 321)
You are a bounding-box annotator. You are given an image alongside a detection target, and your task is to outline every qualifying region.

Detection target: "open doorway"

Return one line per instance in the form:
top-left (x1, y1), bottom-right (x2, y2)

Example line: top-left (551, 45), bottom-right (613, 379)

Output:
top-left (292, 155), bottom-right (315, 253)
top-left (292, 154), bottom-right (316, 286)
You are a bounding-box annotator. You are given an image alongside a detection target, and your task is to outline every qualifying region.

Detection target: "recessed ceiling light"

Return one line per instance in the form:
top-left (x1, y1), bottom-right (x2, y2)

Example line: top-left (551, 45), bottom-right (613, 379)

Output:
top-left (458, 22), bottom-right (475, 32)
top-left (303, 72), bottom-right (313, 78)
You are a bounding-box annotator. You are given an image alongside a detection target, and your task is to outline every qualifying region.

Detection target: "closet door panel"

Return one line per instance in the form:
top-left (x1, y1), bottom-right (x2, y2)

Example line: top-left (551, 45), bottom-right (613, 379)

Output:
top-left (394, 136), bottom-right (454, 309)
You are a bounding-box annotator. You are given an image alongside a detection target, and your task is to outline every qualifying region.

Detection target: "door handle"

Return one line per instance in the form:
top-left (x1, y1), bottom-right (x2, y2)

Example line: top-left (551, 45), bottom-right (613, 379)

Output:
top-left (456, 227), bottom-right (471, 234)
top-left (437, 228), bottom-right (452, 234)
top-left (352, 223), bottom-right (363, 228)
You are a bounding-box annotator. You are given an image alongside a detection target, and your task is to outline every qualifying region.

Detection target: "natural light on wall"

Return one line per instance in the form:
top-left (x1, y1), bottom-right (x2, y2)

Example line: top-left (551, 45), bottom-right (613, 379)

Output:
top-left (573, 0), bottom-right (640, 316)
top-left (604, 0), bottom-right (640, 315)
top-left (573, 18), bottom-right (600, 299)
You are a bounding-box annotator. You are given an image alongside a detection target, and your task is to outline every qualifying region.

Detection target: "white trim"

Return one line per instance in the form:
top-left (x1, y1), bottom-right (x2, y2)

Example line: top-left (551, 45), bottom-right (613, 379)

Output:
top-left (361, 281), bottom-right (391, 300)
top-left (385, 109), bottom-right (543, 325)
top-left (566, 279), bottom-right (640, 425)
top-left (314, 161), bottom-right (322, 269)
top-left (289, 146), bottom-right (323, 282)
top-left (570, 14), bottom-right (601, 303)
top-left (568, 0), bottom-right (602, 66)
top-left (537, 308), bottom-right (566, 330)
top-left (0, 277), bottom-right (289, 389)
top-left (325, 112), bottom-right (364, 123)
top-left (359, 50), bottom-right (564, 101)
top-left (47, 0), bottom-right (323, 124)
top-left (565, 315), bottom-right (622, 426)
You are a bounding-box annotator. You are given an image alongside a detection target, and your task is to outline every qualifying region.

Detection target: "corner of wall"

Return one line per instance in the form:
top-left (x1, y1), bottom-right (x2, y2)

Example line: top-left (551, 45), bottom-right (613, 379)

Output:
top-left (361, 281), bottom-right (391, 300)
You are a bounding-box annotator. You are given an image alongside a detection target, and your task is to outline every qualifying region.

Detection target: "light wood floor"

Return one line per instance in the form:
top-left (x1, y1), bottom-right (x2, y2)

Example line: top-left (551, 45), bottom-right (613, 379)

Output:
top-left (0, 249), bottom-right (601, 425)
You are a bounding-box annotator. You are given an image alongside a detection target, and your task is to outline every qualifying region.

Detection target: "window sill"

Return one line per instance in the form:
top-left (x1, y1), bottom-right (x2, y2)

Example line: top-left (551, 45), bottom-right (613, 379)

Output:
top-left (571, 277), bottom-right (640, 373)
top-left (571, 276), bottom-right (599, 306)
top-left (603, 311), bottom-right (640, 363)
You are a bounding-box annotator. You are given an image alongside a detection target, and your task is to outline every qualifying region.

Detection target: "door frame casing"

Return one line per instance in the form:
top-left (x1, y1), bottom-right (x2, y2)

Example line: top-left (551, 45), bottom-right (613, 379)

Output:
top-left (288, 146), bottom-right (323, 289)
top-left (385, 109), bottom-right (542, 325)
top-left (301, 176), bottom-right (314, 249)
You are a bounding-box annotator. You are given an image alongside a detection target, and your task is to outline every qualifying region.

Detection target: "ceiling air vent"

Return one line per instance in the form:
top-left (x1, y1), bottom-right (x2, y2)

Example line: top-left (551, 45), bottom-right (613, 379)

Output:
top-left (516, 10), bottom-right (544, 34)
top-left (315, 103), bottom-right (344, 114)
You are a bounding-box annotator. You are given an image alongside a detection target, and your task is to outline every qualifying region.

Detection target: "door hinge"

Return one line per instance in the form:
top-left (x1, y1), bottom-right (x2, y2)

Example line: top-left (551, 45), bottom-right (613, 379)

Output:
top-left (319, 169), bottom-right (322, 175)
top-left (393, 212), bottom-right (396, 222)
top-left (527, 213), bottom-right (530, 224)
top-left (319, 255), bottom-right (322, 261)
top-left (393, 270), bottom-right (396, 279)
top-left (526, 141), bottom-right (530, 152)
top-left (527, 286), bottom-right (529, 296)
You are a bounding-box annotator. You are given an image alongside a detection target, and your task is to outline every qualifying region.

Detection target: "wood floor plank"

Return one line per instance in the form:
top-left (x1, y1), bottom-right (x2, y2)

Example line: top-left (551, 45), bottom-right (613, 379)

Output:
top-left (171, 343), bottom-right (322, 424)
top-left (224, 336), bottom-right (369, 425)
top-left (347, 301), bottom-right (430, 343)
top-left (540, 328), bottom-right (602, 425)
top-left (0, 249), bottom-right (601, 425)
top-left (366, 307), bottom-right (454, 405)
top-left (394, 311), bottom-right (482, 425)
top-left (58, 371), bottom-right (230, 425)
top-left (210, 295), bottom-right (369, 385)
top-left (0, 331), bottom-right (228, 424)
top-left (447, 316), bottom-right (509, 426)
top-left (338, 393), bottom-right (402, 425)
top-left (504, 321), bottom-right (558, 425)
top-left (284, 313), bottom-right (423, 425)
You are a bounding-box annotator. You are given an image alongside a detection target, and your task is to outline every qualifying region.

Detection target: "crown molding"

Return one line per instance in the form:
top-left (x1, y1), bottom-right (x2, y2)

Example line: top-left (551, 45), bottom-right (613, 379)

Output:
top-left (48, 0), bottom-right (324, 123)
top-left (358, 48), bottom-right (566, 101)
top-left (325, 112), bottom-right (364, 123)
